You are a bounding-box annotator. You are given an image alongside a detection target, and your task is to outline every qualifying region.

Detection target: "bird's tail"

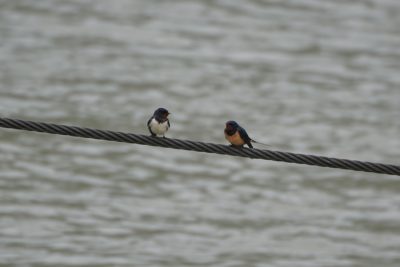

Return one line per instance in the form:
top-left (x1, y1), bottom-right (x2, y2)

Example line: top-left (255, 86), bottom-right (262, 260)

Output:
top-left (251, 139), bottom-right (270, 148)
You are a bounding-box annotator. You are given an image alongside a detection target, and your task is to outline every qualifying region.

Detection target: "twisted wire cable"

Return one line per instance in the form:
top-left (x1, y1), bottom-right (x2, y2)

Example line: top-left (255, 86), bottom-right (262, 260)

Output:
top-left (1, 117), bottom-right (399, 176)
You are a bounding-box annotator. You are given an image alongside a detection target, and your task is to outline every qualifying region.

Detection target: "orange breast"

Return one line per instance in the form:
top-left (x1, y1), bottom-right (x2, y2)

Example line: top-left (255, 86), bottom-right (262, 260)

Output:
top-left (225, 131), bottom-right (245, 146)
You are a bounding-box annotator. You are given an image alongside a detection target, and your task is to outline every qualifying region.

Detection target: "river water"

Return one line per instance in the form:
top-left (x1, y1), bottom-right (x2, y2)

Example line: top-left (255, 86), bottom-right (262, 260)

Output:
top-left (0, 0), bottom-right (399, 266)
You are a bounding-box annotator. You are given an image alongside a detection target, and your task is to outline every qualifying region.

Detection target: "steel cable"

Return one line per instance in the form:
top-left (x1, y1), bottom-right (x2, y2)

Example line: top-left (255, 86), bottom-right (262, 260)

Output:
top-left (0, 117), bottom-right (399, 176)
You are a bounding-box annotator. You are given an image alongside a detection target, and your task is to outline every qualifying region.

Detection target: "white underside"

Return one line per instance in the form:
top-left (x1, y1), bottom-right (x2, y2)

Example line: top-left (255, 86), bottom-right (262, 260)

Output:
top-left (149, 118), bottom-right (169, 135)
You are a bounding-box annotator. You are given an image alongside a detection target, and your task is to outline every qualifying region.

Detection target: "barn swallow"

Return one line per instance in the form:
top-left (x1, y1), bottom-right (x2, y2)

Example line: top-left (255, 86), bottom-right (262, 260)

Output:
top-left (224, 121), bottom-right (253, 148)
top-left (147, 108), bottom-right (170, 137)
top-left (224, 120), bottom-right (269, 148)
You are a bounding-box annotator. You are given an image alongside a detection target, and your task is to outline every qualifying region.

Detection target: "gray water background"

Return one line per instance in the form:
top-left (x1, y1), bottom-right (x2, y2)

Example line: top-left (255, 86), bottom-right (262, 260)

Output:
top-left (0, 0), bottom-right (399, 266)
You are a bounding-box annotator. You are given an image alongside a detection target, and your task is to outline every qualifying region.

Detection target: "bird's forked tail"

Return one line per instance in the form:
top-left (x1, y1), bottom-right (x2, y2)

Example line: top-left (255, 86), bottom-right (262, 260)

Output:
top-left (251, 139), bottom-right (270, 148)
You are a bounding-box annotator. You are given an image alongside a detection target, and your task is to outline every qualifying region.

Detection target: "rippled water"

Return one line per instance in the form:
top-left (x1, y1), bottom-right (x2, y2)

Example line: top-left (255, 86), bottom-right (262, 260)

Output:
top-left (1, 0), bottom-right (400, 266)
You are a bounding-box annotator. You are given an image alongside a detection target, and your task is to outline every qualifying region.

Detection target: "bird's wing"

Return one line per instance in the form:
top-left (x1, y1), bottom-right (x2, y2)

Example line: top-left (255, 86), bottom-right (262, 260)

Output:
top-left (238, 126), bottom-right (253, 148)
top-left (147, 117), bottom-right (155, 135)
top-left (167, 119), bottom-right (170, 128)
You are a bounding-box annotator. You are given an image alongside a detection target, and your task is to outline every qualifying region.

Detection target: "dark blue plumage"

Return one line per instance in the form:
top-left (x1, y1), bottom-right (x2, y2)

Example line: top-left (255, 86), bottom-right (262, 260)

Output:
top-left (237, 126), bottom-right (253, 148)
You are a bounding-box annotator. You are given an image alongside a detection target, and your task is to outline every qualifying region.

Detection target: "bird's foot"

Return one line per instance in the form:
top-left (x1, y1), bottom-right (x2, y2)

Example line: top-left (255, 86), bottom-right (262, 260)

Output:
top-left (229, 144), bottom-right (244, 148)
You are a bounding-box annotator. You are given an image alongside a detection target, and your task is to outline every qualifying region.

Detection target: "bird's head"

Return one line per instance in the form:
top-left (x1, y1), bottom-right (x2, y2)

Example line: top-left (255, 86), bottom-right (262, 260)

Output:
top-left (225, 120), bottom-right (239, 132)
top-left (154, 108), bottom-right (170, 121)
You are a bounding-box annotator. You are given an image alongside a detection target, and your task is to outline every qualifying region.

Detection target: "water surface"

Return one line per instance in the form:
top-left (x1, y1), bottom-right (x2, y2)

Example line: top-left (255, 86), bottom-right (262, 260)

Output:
top-left (0, 0), bottom-right (399, 266)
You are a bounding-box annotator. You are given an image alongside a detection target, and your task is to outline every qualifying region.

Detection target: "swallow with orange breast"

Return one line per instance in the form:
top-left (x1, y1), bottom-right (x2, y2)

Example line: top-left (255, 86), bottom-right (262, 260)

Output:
top-left (147, 108), bottom-right (170, 138)
top-left (224, 121), bottom-right (254, 148)
top-left (224, 120), bottom-right (269, 148)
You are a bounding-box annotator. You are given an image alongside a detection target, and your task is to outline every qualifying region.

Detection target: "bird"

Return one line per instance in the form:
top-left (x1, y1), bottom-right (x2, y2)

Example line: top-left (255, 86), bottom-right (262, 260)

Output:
top-left (224, 120), bottom-right (253, 148)
top-left (224, 120), bottom-right (269, 148)
top-left (147, 108), bottom-right (170, 138)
